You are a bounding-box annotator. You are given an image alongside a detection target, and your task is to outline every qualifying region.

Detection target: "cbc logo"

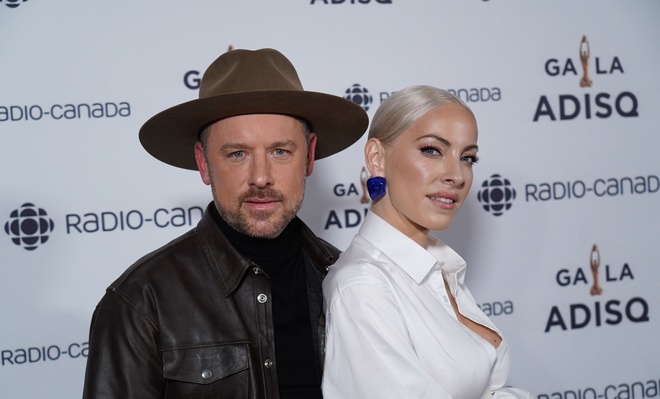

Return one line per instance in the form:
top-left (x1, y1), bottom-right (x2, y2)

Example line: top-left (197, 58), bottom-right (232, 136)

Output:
top-left (344, 84), bottom-right (373, 112)
top-left (4, 203), bottom-right (55, 251)
top-left (477, 174), bottom-right (517, 216)
top-left (1, 0), bottom-right (28, 8)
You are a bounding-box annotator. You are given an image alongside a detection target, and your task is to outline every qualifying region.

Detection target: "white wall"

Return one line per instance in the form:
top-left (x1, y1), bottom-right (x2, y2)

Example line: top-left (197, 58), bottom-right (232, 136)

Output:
top-left (1, 1), bottom-right (658, 397)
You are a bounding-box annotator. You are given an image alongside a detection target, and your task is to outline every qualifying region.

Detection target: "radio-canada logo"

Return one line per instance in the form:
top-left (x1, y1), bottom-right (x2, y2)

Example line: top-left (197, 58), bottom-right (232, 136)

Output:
top-left (476, 174), bottom-right (517, 216)
top-left (345, 84), bottom-right (373, 112)
top-left (1, 0), bottom-right (28, 8)
top-left (4, 203), bottom-right (55, 251)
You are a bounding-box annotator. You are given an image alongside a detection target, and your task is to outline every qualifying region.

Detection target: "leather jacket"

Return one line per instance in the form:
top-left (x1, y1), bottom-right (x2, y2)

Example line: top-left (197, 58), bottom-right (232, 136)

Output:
top-left (83, 204), bottom-right (339, 398)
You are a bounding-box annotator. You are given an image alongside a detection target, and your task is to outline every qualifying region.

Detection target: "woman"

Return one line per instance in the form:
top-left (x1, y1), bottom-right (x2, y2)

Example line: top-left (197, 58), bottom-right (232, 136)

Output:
top-left (322, 85), bottom-right (532, 398)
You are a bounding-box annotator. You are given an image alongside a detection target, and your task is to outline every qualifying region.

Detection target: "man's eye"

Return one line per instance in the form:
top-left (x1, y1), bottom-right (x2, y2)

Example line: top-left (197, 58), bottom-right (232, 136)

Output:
top-left (230, 151), bottom-right (244, 158)
top-left (274, 149), bottom-right (288, 156)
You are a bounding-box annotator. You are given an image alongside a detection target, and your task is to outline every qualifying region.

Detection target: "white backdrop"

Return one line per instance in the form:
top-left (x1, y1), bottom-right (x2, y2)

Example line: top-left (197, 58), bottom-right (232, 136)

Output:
top-left (1, 1), bottom-right (659, 398)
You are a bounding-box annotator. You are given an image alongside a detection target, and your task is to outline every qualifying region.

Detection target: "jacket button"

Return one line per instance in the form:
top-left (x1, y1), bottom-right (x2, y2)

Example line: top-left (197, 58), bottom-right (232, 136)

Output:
top-left (253, 267), bottom-right (260, 274)
top-left (264, 359), bottom-right (273, 368)
top-left (201, 369), bottom-right (213, 379)
top-left (257, 294), bottom-right (267, 303)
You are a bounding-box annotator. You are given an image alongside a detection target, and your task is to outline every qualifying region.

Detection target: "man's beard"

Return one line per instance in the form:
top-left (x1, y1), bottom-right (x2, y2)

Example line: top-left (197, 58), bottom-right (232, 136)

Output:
top-left (211, 181), bottom-right (305, 239)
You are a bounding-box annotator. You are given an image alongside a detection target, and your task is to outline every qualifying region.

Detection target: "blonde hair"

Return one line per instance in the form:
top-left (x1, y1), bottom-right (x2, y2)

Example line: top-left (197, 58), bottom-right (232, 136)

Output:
top-left (369, 85), bottom-right (474, 145)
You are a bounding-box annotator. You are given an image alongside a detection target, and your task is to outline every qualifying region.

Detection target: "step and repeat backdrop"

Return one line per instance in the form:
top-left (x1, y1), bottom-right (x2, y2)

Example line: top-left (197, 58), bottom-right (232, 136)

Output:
top-left (2, 1), bottom-right (658, 398)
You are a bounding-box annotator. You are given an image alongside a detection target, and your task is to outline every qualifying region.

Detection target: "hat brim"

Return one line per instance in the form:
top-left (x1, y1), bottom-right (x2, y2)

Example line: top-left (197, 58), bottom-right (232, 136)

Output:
top-left (139, 91), bottom-right (369, 170)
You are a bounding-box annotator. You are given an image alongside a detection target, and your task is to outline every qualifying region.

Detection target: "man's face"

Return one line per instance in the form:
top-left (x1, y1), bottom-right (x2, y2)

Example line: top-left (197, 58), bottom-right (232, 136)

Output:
top-left (195, 114), bottom-right (316, 239)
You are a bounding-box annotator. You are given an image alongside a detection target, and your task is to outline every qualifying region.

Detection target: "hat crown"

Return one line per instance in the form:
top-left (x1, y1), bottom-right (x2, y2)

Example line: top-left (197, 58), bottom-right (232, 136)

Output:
top-left (200, 49), bottom-right (304, 99)
top-left (139, 47), bottom-right (368, 170)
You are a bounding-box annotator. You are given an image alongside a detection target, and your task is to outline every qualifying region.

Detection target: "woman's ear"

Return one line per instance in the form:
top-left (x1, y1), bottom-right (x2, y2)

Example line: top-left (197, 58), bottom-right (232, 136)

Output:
top-left (364, 138), bottom-right (385, 177)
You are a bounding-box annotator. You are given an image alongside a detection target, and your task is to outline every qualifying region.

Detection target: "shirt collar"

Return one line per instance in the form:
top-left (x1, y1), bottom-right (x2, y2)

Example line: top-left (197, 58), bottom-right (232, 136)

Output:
top-left (358, 211), bottom-right (467, 286)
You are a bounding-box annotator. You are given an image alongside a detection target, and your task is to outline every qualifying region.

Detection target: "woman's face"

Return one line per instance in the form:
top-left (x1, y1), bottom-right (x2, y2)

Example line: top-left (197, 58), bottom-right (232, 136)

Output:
top-left (371, 103), bottom-right (478, 245)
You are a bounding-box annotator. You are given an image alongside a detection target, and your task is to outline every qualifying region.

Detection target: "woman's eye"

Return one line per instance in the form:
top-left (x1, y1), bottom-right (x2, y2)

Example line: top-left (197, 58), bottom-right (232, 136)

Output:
top-left (421, 146), bottom-right (441, 156)
top-left (462, 155), bottom-right (479, 165)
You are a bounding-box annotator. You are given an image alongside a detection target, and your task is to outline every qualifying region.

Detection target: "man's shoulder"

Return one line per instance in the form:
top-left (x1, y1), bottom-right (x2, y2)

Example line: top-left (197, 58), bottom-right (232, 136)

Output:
top-left (317, 236), bottom-right (341, 259)
top-left (109, 226), bottom-right (202, 290)
top-left (297, 218), bottom-right (341, 267)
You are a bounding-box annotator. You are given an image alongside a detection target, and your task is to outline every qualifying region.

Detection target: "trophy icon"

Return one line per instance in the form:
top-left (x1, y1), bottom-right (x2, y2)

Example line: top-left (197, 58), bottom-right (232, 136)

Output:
top-left (579, 35), bottom-right (593, 88)
top-left (589, 244), bottom-right (603, 295)
top-left (360, 166), bottom-right (370, 204)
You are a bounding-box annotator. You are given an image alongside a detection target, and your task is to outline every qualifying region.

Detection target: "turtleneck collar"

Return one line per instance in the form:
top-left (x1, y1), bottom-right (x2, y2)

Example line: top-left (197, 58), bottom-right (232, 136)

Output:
top-left (210, 204), bottom-right (301, 274)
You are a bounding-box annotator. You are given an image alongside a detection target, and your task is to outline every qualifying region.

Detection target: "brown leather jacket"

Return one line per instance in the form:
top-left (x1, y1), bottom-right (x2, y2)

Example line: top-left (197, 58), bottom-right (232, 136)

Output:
top-left (82, 204), bottom-right (338, 398)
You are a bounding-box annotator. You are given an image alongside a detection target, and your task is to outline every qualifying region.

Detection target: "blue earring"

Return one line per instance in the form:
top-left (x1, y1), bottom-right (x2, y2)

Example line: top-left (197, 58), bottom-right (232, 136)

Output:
top-left (366, 176), bottom-right (386, 201)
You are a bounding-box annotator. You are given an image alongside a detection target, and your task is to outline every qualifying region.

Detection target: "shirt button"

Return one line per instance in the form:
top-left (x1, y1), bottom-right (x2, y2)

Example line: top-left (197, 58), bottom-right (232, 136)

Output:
top-left (253, 267), bottom-right (260, 274)
top-left (257, 294), bottom-right (268, 303)
top-left (264, 359), bottom-right (273, 368)
top-left (443, 296), bottom-right (449, 303)
top-left (201, 369), bottom-right (213, 379)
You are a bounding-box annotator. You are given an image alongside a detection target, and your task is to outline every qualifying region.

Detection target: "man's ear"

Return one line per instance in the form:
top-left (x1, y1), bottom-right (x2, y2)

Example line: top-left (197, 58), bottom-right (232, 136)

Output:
top-left (364, 138), bottom-right (385, 177)
top-left (306, 133), bottom-right (317, 177)
top-left (194, 142), bottom-right (212, 185)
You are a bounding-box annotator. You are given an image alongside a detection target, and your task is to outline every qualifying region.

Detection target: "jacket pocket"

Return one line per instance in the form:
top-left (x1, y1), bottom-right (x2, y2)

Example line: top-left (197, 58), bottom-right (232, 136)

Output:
top-left (162, 344), bottom-right (250, 398)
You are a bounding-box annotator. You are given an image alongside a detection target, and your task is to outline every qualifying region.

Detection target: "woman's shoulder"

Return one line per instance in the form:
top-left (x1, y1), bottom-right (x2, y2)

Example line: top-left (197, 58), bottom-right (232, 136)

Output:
top-left (324, 236), bottom-right (394, 290)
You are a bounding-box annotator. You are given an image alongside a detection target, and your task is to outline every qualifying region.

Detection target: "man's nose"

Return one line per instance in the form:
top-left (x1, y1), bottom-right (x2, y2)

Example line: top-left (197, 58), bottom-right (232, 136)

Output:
top-left (248, 154), bottom-right (274, 188)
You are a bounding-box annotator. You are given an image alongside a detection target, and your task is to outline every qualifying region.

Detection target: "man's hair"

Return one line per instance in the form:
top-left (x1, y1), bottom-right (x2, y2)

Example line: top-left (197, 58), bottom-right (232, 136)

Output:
top-left (198, 117), bottom-right (312, 158)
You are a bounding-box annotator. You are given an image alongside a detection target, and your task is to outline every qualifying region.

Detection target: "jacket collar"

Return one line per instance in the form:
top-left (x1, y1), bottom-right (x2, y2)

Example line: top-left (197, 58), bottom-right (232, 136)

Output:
top-left (195, 202), bottom-right (337, 297)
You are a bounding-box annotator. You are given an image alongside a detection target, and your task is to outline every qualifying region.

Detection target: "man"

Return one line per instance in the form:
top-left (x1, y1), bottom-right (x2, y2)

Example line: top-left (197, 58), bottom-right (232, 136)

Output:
top-left (82, 48), bottom-right (368, 398)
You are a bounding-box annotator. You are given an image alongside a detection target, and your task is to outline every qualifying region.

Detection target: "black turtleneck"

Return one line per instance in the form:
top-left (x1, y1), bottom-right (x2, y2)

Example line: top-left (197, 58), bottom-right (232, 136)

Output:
top-left (210, 206), bottom-right (322, 399)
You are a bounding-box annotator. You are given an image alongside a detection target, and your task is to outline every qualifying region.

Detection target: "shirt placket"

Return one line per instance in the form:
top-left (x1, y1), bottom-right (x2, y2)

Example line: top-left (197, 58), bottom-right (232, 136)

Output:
top-left (251, 265), bottom-right (279, 398)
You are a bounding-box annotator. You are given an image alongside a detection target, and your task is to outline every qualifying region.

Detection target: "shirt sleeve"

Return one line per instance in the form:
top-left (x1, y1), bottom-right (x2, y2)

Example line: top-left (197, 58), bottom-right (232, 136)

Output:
top-left (82, 290), bottom-right (165, 398)
top-left (322, 271), bottom-right (456, 399)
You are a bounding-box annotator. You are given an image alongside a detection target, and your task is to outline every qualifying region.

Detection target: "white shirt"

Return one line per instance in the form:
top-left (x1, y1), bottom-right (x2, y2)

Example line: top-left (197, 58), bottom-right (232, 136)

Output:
top-left (322, 211), bottom-right (532, 399)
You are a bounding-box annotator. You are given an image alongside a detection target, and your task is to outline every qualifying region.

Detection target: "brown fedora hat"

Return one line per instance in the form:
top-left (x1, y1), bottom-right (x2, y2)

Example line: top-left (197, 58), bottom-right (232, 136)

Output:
top-left (139, 48), bottom-right (369, 170)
